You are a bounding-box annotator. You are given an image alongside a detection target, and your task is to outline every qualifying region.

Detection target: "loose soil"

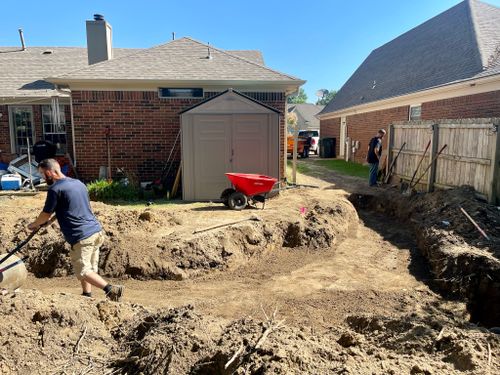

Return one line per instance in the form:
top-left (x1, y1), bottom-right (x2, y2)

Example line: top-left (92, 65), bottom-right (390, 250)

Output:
top-left (0, 164), bottom-right (499, 374)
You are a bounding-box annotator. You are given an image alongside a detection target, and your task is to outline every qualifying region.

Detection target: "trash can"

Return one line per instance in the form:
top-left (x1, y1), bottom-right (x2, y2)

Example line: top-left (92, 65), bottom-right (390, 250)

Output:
top-left (319, 138), bottom-right (336, 158)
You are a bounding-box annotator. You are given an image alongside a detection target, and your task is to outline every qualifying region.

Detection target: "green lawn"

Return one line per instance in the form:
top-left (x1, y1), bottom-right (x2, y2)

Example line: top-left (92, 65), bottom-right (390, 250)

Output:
top-left (287, 160), bottom-right (312, 175)
top-left (314, 159), bottom-right (369, 178)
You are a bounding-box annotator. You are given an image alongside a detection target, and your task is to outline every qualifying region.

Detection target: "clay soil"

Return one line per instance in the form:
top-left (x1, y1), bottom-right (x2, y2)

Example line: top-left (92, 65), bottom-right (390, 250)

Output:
top-left (0, 164), bottom-right (499, 374)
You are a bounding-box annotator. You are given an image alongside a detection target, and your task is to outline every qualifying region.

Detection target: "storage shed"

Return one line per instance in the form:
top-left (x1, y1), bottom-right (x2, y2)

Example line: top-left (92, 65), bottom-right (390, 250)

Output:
top-left (181, 89), bottom-right (281, 201)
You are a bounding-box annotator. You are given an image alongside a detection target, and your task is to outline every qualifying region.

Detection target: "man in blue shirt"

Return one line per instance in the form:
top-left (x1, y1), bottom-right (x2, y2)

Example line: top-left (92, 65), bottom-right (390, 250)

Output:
top-left (28, 158), bottom-right (124, 301)
top-left (366, 129), bottom-right (386, 187)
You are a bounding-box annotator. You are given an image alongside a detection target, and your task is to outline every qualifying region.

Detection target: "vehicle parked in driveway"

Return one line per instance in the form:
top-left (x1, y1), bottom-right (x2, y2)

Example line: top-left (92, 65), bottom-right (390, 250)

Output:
top-left (298, 130), bottom-right (319, 154)
top-left (287, 135), bottom-right (309, 158)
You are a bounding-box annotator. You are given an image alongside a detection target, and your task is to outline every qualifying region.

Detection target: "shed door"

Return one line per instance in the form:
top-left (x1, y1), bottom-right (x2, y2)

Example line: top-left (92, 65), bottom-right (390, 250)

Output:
top-left (193, 115), bottom-right (232, 200)
top-left (232, 114), bottom-right (270, 174)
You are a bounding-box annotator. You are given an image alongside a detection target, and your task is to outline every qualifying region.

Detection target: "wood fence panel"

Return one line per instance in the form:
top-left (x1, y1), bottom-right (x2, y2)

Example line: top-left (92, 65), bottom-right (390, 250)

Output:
top-left (388, 119), bottom-right (499, 202)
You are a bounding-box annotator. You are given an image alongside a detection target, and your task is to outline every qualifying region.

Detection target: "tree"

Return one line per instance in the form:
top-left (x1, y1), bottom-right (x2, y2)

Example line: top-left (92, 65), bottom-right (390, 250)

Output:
top-left (316, 89), bottom-right (337, 105)
top-left (286, 112), bottom-right (298, 134)
top-left (287, 88), bottom-right (308, 104)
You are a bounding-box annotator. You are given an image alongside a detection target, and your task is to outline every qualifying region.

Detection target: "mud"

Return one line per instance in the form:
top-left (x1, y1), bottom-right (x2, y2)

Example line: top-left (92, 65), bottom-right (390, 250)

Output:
top-left (349, 186), bottom-right (500, 326)
top-left (1, 290), bottom-right (498, 374)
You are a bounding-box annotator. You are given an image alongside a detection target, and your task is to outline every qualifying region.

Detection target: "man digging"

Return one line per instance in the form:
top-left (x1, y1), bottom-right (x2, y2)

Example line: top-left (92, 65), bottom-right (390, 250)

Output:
top-left (28, 158), bottom-right (124, 301)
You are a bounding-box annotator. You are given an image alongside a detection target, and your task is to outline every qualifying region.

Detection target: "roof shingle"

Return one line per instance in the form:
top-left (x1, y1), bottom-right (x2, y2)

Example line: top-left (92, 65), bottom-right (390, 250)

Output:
top-left (320, 0), bottom-right (500, 116)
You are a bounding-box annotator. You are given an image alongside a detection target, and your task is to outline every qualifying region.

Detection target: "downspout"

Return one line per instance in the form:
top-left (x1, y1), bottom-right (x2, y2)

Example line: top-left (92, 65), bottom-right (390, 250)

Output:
top-left (55, 85), bottom-right (77, 167)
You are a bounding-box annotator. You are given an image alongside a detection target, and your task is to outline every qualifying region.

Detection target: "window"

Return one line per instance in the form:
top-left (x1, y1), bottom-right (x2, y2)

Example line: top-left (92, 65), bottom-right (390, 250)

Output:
top-left (409, 105), bottom-right (422, 120)
top-left (42, 105), bottom-right (66, 154)
top-left (159, 88), bottom-right (204, 98)
top-left (299, 130), bottom-right (319, 137)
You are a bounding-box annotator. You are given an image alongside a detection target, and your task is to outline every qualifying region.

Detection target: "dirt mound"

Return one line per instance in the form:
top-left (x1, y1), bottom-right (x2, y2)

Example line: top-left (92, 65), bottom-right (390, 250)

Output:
top-left (1, 290), bottom-right (498, 374)
top-left (350, 186), bottom-right (500, 326)
top-left (1, 190), bottom-right (356, 282)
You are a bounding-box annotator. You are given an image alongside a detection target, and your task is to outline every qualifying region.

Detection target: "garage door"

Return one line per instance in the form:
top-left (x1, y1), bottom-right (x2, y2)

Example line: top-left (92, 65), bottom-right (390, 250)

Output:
top-left (181, 90), bottom-right (281, 201)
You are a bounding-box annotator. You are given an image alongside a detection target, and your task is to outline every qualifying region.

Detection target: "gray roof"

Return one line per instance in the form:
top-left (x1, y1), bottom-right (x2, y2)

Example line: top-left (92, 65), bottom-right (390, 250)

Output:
top-left (320, 0), bottom-right (500, 115)
top-left (0, 47), bottom-right (139, 99)
top-left (49, 37), bottom-right (301, 83)
top-left (288, 103), bottom-right (324, 129)
top-left (227, 50), bottom-right (264, 65)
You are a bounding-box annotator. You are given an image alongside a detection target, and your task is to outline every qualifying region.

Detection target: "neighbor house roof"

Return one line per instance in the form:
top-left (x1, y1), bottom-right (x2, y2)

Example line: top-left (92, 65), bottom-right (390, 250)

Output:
top-left (0, 47), bottom-right (139, 99)
top-left (48, 37), bottom-right (303, 86)
top-left (320, 0), bottom-right (500, 116)
top-left (288, 103), bottom-right (324, 129)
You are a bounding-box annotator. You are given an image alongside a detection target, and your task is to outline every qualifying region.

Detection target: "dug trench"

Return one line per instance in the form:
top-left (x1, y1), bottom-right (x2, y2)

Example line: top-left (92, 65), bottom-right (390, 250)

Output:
top-left (1, 187), bottom-right (500, 374)
top-left (348, 186), bottom-right (500, 328)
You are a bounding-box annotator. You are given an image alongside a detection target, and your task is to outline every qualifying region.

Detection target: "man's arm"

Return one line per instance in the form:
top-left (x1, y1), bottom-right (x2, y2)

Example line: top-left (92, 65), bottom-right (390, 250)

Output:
top-left (28, 212), bottom-right (55, 231)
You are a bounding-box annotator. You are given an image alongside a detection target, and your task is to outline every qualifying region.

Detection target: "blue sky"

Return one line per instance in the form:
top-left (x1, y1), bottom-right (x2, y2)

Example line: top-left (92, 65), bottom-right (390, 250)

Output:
top-left (2, 0), bottom-right (499, 102)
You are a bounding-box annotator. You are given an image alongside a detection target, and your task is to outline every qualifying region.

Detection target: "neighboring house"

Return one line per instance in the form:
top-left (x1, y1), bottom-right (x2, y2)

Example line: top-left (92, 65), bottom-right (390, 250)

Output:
top-left (318, 0), bottom-right (500, 163)
top-left (287, 103), bottom-right (324, 133)
top-left (1, 15), bottom-right (304, 199)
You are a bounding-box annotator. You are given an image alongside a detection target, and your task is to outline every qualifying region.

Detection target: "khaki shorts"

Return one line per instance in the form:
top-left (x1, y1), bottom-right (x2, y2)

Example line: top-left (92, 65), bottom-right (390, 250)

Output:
top-left (70, 231), bottom-right (105, 279)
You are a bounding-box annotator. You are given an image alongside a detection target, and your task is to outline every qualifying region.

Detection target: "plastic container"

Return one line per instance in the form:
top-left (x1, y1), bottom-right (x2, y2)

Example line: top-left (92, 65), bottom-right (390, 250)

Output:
top-left (1, 174), bottom-right (22, 190)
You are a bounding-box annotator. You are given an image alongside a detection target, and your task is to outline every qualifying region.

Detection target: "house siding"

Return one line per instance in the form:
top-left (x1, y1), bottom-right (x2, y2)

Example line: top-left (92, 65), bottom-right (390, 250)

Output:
top-left (70, 90), bottom-right (286, 182)
top-left (320, 89), bottom-right (500, 164)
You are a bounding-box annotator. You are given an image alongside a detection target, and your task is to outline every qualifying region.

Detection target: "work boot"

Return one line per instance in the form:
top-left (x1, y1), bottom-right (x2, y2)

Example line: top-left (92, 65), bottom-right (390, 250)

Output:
top-left (105, 285), bottom-right (124, 302)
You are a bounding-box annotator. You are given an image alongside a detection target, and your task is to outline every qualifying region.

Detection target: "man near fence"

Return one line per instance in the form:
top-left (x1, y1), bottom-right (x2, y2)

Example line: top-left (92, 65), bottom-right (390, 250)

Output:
top-left (366, 129), bottom-right (386, 186)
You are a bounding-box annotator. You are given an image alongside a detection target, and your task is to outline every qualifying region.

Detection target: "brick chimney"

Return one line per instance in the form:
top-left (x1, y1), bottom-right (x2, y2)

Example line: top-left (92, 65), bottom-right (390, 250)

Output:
top-left (86, 14), bottom-right (113, 65)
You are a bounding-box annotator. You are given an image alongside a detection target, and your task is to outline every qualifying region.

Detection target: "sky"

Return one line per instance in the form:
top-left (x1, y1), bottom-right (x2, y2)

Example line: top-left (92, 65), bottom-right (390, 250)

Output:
top-left (1, 0), bottom-right (499, 103)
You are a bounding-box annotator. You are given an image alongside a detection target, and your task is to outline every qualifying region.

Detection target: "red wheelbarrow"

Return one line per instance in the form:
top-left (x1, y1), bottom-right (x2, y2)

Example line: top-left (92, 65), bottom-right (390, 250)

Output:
top-left (220, 173), bottom-right (278, 210)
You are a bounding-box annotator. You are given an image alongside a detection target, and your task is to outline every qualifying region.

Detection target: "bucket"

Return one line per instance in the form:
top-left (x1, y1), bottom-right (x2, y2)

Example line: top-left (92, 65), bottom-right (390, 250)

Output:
top-left (0, 254), bottom-right (28, 290)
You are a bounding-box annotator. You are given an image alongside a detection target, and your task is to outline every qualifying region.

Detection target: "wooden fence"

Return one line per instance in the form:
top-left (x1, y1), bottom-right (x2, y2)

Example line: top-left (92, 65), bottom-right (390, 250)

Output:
top-left (387, 118), bottom-right (500, 204)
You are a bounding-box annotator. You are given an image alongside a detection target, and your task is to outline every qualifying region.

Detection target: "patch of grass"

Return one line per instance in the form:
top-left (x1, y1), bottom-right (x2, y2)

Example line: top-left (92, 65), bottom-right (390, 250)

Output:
top-left (314, 159), bottom-right (369, 178)
top-left (87, 180), bottom-right (139, 202)
top-left (287, 160), bottom-right (312, 175)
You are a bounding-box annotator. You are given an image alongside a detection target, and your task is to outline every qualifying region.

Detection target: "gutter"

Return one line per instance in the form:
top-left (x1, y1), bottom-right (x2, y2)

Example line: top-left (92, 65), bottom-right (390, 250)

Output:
top-left (55, 85), bottom-right (77, 168)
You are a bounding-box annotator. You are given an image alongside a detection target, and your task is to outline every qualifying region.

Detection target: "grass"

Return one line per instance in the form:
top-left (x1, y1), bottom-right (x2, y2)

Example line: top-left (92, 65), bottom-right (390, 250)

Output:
top-left (287, 160), bottom-right (312, 175)
top-left (314, 159), bottom-right (369, 179)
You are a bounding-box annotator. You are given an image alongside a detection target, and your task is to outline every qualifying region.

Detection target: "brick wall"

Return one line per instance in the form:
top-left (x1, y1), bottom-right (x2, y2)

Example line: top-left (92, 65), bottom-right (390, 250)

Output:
top-left (70, 90), bottom-right (286, 182)
top-left (422, 90), bottom-right (500, 119)
top-left (319, 117), bottom-right (340, 157)
top-left (320, 89), bottom-right (500, 164)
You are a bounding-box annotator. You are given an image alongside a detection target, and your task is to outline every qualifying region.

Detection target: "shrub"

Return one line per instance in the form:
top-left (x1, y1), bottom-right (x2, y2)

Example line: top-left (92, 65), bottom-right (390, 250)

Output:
top-left (87, 179), bottom-right (139, 201)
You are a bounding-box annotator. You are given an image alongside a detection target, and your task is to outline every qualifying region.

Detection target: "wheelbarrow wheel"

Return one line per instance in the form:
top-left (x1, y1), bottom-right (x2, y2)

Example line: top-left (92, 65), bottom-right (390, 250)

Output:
top-left (220, 188), bottom-right (235, 207)
top-left (228, 192), bottom-right (248, 210)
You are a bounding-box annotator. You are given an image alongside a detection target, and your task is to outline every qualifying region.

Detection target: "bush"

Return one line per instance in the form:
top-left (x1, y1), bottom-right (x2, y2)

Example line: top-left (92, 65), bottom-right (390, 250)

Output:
top-left (87, 179), bottom-right (139, 201)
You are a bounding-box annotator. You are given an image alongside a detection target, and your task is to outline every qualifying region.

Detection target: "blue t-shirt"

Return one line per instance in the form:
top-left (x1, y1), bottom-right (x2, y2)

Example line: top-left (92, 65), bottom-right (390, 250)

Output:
top-left (367, 137), bottom-right (382, 164)
top-left (43, 177), bottom-right (102, 245)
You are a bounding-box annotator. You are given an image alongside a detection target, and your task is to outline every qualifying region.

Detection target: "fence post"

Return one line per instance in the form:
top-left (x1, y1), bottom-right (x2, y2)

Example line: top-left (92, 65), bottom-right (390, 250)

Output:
top-left (386, 124), bottom-right (394, 178)
top-left (490, 121), bottom-right (500, 204)
top-left (427, 123), bottom-right (439, 192)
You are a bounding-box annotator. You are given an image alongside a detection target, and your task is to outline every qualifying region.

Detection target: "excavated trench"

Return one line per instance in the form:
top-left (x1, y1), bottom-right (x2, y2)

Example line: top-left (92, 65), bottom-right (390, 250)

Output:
top-left (348, 189), bottom-right (500, 327)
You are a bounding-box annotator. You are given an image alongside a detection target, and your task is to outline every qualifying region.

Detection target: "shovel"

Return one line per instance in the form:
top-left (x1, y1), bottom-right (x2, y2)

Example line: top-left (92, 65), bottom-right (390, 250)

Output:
top-left (403, 140), bottom-right (431, 195)
top-left (407, 144), bottom-right (448, 193)
top-left (384, 142), bottom-right (406, 184)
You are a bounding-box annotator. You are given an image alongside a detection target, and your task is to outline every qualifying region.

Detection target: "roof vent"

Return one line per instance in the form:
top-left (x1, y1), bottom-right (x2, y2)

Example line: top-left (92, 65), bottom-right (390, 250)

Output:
top-left (42, 50), bottom-right (53, 55)
top-left (94, 14), bottom-right (104, 21)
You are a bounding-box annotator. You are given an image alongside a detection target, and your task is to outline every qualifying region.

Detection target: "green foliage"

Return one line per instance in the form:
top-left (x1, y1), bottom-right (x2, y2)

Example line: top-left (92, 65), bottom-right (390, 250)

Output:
top-left (316, 89), bottom-right (337, 105)
top-left (287, 88), bottom-right (308, 104)
top-left (87, 179), bottom-right (139, 202)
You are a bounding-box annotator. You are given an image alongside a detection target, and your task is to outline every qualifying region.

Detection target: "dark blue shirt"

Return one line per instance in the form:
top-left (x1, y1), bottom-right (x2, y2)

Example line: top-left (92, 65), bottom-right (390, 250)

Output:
top-left (367, 137), bottom-right (382, 164)
top-left (43, 177), bottom-right (102, 245)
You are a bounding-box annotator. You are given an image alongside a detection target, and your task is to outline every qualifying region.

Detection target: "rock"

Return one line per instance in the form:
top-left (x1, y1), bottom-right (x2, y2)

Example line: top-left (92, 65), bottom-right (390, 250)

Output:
top-left (138, 211), bottom-right (154, 222)
top-left (338, 332), bottom-right (358, 348)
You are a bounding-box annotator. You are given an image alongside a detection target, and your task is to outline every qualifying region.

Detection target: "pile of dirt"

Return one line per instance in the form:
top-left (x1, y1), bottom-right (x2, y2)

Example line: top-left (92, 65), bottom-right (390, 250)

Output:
top-left (1, 289), bottom-right (498, 374)
top-left (1, 190), bottom-right (356, 281)
top-left (349, 186), bottom-right (500, 326)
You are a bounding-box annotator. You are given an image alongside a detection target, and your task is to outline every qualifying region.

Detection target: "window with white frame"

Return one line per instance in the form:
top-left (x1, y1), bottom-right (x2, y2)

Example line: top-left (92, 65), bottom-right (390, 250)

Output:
top-left (41, 105), bottom-right (66, 154)
top-left (409, 104), bottom-right (422, 120)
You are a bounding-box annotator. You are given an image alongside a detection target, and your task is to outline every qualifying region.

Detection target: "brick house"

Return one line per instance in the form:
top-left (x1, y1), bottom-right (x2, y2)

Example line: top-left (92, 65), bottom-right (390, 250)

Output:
top-left (1, 15), bottom-right (304, 198)
top-left (318, 0), bottom-right (500, 163)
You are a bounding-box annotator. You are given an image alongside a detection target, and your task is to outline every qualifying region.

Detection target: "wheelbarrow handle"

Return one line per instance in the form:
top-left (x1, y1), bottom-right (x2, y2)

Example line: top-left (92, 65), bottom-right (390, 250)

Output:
top-left (0, 221), bottom-right (50, 268)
